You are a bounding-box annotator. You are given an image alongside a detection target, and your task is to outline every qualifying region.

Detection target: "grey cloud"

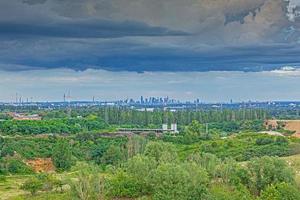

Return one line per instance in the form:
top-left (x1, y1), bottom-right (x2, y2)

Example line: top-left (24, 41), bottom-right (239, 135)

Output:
top-left (285, 0), bottom-right (300, 21)
top-left (224, 4), bottom-right (264, 25)
top-left (22, 0), bottom-right (47, 5)
top-left (6, 0), bottom-right (300, 44)
top-left (32, 0), bottom-right (296, 43)
top-left (16, 0), bottom-right (293, 41)
top-left (0, 0), bottom-right (299, 73)
top-left (0, 37), bottom-right (299, 72)
top-left (0, 19), bottom-right (188, 39)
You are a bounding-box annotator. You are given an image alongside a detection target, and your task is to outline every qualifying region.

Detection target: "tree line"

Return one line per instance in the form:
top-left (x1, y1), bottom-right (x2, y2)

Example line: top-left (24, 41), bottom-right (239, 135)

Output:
top-left (41, 107), bottom-right (268, 126)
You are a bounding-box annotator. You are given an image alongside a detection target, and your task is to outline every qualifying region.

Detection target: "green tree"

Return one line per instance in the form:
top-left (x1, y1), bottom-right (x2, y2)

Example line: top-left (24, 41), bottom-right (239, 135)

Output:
top-left (126, 155), bottom-right (157, 194)
top-left (248, 156), bottom-right (295, 195)
top-left (106, 170), bottom-right (142, 198)
top-left (71, 170), bottom-right (105, 200)
top-left (52, 140), bottom-right (74, 171)
top-left (126, 135), bottom-right (147, 159)
top-left (186, 120), bottom-right (206, 138)
top-left (101, 145), bottom-right (125, 166)
top-left (152, 162), bottom-right (209, 200)
top-left (187, 153), bottom-right (220, 178)
top-left (144, 141), bottom-right (177, 163)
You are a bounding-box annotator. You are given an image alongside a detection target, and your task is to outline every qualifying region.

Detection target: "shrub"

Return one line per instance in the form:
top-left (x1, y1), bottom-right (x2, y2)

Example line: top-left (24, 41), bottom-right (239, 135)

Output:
top-left (255, 138), bottom-right (273, 145)
top-left (21, 177), bottom-right (43, 195)
top-left (187, 153), bottom-right (220, 178)
top-left (126, 155), bottom-right (157, 194)
top-left (210, 184), bottom-right (254, 200)
top-left (106, 170), bottom-right (143, 198)
top-left (35, 173), bottom-right (63, 192)
top-left (7, 158), bottom-right (33, 174)
top-left (248, 156), bottom-right (295, 195)
top-left (260, 182), bottom-right (300, 200)
top-left (0, 175), bottom-right (6, 182)
top-left (71, 171), bottom-right (105, 200)
top-left (52, 140), bottom-right (74, 171)
top-left (152, 162), bottom-right (209, 200)
top-left (144, 141), bottom-right (177, 163)
top-left (100, 145), bottom-right (125, 166)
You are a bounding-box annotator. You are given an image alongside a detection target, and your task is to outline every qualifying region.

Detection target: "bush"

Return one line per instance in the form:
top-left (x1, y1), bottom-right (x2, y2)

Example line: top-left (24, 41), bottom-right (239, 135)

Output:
top-left (215, 158), bottom-right (252, 187)
top-left (248, 156), bottom-right (295, 195)
top-left (187, 153), bottom-right (220, 178)
top-left (52, 140), bottom-right (74, 171)
top-left (260, 182), bottom-right (300, 200)
top-left (71, 170), bottom-right (105, 200)
top-left (6, 158), bottom-right (33, 174)
top-left (100, 145), bottom-right (125, 166)
top-left (0, 175), bottom-right (6, 182)
top-left (35, 173), bottom-right (63, 192)
top-left (126, 155), bottom-right (157, 194)
top-left (152, 162), bottom-right (209, 200)
top-left (255, 138), bottom-right (274, 145)
top-left (21, 177), bottom-right (43, 195)
top-left (275, 137), bottom-right (288, 145)
top-left (106, 170), bottom-right (143, 198)
top-left (0, 159), bottom-right (8, 175)
top-left (144, 141), bottom-right (177, 163)
top-left (210, 185), bottom-right (254, 200)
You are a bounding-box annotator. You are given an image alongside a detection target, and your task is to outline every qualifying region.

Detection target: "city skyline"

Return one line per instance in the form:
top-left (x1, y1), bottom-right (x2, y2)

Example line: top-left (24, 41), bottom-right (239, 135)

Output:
top-left (1, 68), bottom-right (300, 102)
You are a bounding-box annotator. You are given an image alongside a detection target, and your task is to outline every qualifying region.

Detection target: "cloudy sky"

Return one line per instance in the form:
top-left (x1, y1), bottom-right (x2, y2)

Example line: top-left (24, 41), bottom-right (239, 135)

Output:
top-left (1, 0), bottom-right (300, 102)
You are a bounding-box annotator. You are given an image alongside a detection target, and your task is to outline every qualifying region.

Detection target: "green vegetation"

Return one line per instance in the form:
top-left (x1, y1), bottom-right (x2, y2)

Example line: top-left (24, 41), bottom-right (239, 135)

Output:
top-left (1, 108), bottom-right (300, 199)
top-left (52, 140), bottom-right (74, 171)
top-left (0, 135), bottom-right (127, 160)
top-left (260, 182), bottom-right (300, 200)
top-left (0, 108), bottom-right (267, 135)
top-left (0, 156), bottom-right (33, 175)
top-left (0, 117), bottom-right (108, 135)
top-left (21, 177), bottom-right (43, 195)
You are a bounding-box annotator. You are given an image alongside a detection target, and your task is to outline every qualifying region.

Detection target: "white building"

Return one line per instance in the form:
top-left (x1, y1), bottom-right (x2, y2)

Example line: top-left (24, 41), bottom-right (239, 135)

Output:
top-left (162, 124), bottom-right (168, 131)
top-left (171, 123), bottom-right (178, 133)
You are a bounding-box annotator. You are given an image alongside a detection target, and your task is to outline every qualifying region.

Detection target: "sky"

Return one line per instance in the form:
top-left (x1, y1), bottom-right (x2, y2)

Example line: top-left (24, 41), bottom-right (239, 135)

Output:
top-left (1, 0), bottom-right (300, 102)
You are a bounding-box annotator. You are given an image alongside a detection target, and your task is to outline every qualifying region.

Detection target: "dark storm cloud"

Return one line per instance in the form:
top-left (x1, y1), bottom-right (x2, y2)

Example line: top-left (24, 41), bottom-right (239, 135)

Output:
top-left (0, 0), bottom-right (300, 72)
top-left (1, 38), bottom-right (299, 72)
top-left (0, 20), bottom-right (188, 39)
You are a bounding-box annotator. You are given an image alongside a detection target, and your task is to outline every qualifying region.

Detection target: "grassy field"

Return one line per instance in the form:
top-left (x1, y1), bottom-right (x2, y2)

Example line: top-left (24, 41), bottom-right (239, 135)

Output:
top-left (9, 192), bottom-right (70, 200)
top-left (0, 162), bottom-right (86, 200)
top-left (0, 175), bottom-right (29, 200)
top-left (0, 173), bottom-right (73, 200)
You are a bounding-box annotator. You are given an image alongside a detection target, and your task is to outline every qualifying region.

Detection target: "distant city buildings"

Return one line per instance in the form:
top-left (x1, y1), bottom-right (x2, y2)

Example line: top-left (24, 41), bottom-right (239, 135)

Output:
top-left (1, 95), bottom-right (300, 112)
